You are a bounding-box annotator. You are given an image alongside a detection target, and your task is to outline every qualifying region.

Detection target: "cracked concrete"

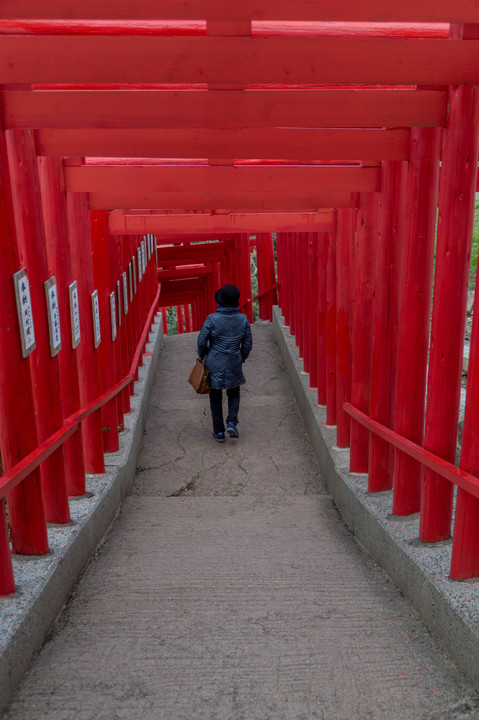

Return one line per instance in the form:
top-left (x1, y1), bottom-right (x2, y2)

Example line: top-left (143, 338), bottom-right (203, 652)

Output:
top-left (3, 323), bottom-right (479, 720)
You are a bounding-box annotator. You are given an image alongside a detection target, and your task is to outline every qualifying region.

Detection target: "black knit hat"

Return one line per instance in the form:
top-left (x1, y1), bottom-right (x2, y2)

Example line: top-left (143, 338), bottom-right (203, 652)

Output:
top-left (215, 284), bottom-right (240, 307)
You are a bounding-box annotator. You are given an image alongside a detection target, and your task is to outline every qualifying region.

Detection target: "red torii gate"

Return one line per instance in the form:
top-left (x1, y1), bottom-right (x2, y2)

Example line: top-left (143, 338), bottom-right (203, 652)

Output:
top-left (0, 7), bottom-right (479, 602)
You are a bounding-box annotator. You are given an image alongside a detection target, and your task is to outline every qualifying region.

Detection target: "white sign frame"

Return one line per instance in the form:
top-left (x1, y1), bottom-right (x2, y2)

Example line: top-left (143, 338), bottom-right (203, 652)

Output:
top-left (91, 290), bottom-right (101, 348)
top-left (44, 276), bottom-right (62, 357)
top-left (13, 268), bottom-right (36, 357)
top-left (132, 256), bottom-right (137, 295)
top-left (110, 291), bottom-right (117, 341)
top-left (69, 281), bottom-right (81, 349)
top-left (116, 280), bottom-right (122, 326)
top-left (128, 262), bottom-right (134, 302)
top-left (122, 272), bottom-right (128, 315)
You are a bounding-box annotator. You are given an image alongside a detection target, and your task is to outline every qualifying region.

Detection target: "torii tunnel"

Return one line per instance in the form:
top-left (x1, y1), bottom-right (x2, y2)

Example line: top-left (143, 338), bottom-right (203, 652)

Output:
top-left (2, 4), bottom-right (479, 603)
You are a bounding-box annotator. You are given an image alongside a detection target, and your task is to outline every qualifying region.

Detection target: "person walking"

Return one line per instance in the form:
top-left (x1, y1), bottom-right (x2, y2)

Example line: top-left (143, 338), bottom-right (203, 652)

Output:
top-left (197, 284), bottom-right (253, 443)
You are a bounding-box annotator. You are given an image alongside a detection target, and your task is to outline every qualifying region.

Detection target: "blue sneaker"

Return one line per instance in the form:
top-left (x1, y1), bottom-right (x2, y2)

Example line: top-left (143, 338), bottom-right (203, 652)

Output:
top-left (212, 431), bottom-right (226, 443)
top-left (226, 422), bottom-right (239, 438)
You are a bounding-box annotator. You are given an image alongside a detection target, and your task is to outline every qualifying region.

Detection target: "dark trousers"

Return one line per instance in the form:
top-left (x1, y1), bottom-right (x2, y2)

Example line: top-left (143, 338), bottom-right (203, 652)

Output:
top-left (209, 387), bottom-right (240, 433)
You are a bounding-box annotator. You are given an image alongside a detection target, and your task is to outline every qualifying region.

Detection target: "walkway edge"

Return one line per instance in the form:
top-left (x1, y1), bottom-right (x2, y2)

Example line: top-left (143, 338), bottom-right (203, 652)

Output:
top-left (272, 307), bottom-right (479, 688)
top-left (0, 314), bottom-right (164, 715)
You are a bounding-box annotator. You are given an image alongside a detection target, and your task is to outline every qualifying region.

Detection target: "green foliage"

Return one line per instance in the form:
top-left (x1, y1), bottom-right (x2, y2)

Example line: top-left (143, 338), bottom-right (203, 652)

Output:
top-left (166, 306), bottom-right (178, 335)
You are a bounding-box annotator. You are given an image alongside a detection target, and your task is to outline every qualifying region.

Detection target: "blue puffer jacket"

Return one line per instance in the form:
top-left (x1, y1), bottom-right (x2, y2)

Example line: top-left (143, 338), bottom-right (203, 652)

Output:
top-left (197, 306), bottom-right (253, 389)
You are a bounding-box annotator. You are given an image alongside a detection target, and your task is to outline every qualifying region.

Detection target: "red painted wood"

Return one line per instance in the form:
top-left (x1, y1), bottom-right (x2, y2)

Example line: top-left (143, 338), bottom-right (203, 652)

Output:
top-left (297, 234), bottom-right (307, 360)
top-left (38, 155), bottom-right (87, 495)
top-left (0, 37), bottom-right (478, 85)
top-left (4, 0), bottom-right (479, 22)
top-left (112, 234), bottom-right (130, 415)
top-left (109, 211), bottom-right (336, 235)
top-left (255, 233), bottom-right (268, 320)
top-left (0, 18), bottom-right (448, 37)
top-left (344, 403), bottom-right (479, 502)
top-left (421, 85), bottom-right (479, 542)
top-left (160, 279), bottom-right (205, 295)
top-left (5, 129), bottom-right (71, 524)
top-left (0, 420), bottom-right (78, 499)
top-left (184, 304), bottom-right (192, 333)
top-left (3, 89), bottom-right (447, 130)
top-left (0, 19), bottom-right (204, 35)
top-left (393, 127), bottom-right (441, 516)
top-left (335, 209), bottom-right (356, 448)
top-left (90, 210), bottom-right (120, 453)
top-left (157, 243), bottom-right (226, 262)
top-left (0, 20), bottom-right (447, 37)
top-left (280, 234), bottom-right (292, 327)
top-left (253, 22), bottom-right (449, 38)
top-left (276, 234), bottom-right (287, 323)
top-left (0, 500), bottom-right (15, 595)
top-left (368, 161), bottom-right (406, 492)
top-left (316, 233), bottom-right (328, 406)
top-left (326, 230), bottom-right (338, 427)
top-left (290, 234), bottom-right (298, 340)
top-left (238, 234), bottom-right (253, 324)
top-left (303, 233), bottom-right (312, 366)
top-left (307, 234), bottom-right (318, 389)
top-left (90, 190), bottom-right (359, 211)
top-left (35, 127), bottom-right (411, 161)
top-left (176, 305), bottom-right (184, 334)
top-left (158, 267), bottom-right (211, 281)
top-left (0, 127), bottom-right (48, 558)
top-left (65, 165), bottom-right (380, 194)
top-left (349, 193), bottom-right (379, 473)
top-left (67, 191), bottom-right (105, 473)
top-left (452, 266), bottom-right (479, 577)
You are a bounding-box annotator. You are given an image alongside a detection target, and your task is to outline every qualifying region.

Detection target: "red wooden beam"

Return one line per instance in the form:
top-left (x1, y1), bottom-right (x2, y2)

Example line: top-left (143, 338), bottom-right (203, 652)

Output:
top-left (2, 0), bottom-right (479, 23)
top-left (65, 165), bottom-right (380, 194)
top-left (344, 403), bottom-right (479, 503)
top-left (35, 127), bottom-right (411, 161)
top-left (109, 211), bottom-right (336, 235)
top-left (90, 190), bottom-right (359, 211)
top-left (4, 89), bottom-right (447, 130)
top-left (160, 279), bottom-right (205, 294)
top-left (158, 266), bottom-right (212, 280)
top-left (0, 37), bottom-right (478, 85)
top-left (0, 20), bottom-right (451, 39)
top-left (159, 292), bottom-right (200, 305)
top-left (155, 234), bottom-right (232, 243)
top-left (157, 244), bottom-right (226, 263)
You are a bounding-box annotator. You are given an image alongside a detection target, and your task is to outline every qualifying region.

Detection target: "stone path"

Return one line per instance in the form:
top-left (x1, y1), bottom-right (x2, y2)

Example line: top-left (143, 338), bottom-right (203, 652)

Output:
top-left (4, 325), bottom-right (479, 720)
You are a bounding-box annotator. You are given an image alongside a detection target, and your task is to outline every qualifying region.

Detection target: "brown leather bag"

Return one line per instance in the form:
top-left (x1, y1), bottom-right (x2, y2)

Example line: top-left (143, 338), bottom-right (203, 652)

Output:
top-left (188, 357), bottom-right (210, 394)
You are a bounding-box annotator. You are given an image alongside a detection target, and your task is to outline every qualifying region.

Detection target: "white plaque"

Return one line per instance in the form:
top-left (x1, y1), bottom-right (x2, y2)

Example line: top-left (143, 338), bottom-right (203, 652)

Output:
top-left (148, 234), bottom-right (152, 260)
top-left (122, 272), bottom-right (128, 315)
top-left (128, 262), bottom-right (133, 302)
top-left (132, 256), bottom-right (137, 294)
top-left (142, 239), bottom-right (147, 271)
top-left (44, 276), bottom-right (61, 357)
top-left (137, 247), bottom-right (142, 282)
top-left (91, 290), bottom-right (101, 348)
top-left (110, 291), bottom-right (117, 341)
top-left (69, 281), bottom-right (81, 349)
top-left (13, 268), bottom-right (36, 357)
top-left (116, 280), bottom-right (122, 326)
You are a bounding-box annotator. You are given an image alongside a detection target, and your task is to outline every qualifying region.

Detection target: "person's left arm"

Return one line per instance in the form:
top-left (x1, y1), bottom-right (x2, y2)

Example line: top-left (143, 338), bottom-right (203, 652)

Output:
top-left (197, 315), bottom-right (212, 359)
top-left (241, 321), bottom-right (253, 361)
